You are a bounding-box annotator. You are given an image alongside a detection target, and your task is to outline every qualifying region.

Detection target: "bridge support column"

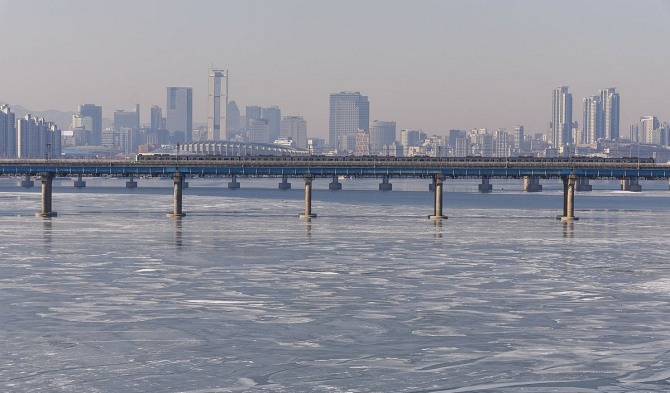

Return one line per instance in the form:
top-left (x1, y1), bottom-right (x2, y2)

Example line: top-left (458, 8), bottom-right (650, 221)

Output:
top-left (575, 177), bottom-right (592, 191)
top-left (228, 174), bottom-right (240, 189)
top-left (279, 175), bottom-right (291, 190)
top-left (126, 176), bottom-right (138, 189)
top-left (167, 173), bottom-right (186, 217)
top-left (74, 174), bottom-right (86, 188)
top-left (299, 175), bottom-right (317, 220)
top-left (379, 175), bottom-right (392, 191)
top-left (523, 176), bottom-right (542, 192)
top-left (20, 174), bottom-right (34, 188)
top-left (36, 173), bottom-right (57, 218)
top-left (621, 177), bottom-right (641, 192)
top-left (329, 175), bottom-right (342, 190)
top-left (557, 174), bottom-right (578, 221)
top-left (478, 176), bottom-right (493, 193)
top-left (429, 174), bottom-right (448, 220)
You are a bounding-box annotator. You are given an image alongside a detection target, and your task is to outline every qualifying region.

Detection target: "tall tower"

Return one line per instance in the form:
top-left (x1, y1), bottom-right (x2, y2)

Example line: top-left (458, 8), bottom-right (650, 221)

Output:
top-left (582, 96), bottom-right (602, 144)
top-left (166, 87), bottom-right (193, 143)
top-left (329, 91), bottom-right (369, 152)
top-left (600, 88), bottom-right (620, 140)
top-left (77, 104), bottom-right (102, 146)
top-left (207, 67), bottom-right (228, 141)
top-left (551, 86), bottom-right (573, 149)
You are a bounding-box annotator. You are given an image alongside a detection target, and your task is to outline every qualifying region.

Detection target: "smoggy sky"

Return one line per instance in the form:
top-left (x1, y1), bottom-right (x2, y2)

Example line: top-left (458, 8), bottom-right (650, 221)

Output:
top-left (1, 0), bottom-right (669, 138)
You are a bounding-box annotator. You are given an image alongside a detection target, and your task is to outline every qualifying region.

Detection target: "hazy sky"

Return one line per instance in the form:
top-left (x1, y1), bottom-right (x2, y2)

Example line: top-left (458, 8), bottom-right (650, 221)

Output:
top-left (1, 0), bottom-right (669, 138)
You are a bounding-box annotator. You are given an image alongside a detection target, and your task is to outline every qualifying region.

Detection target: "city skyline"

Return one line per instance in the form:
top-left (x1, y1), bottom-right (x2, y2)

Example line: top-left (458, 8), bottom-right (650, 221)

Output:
top-left (1, 1), bottom-right (670, 138)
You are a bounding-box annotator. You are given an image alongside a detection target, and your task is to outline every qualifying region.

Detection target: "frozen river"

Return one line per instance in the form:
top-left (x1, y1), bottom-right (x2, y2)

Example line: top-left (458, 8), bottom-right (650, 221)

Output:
top-left (2, 177), bottom-right (670, 392)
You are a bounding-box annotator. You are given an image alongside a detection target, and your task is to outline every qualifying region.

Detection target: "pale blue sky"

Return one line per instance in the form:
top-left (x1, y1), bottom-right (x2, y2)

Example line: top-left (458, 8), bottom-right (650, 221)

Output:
top-left (1, 0), bottom-right (669, 138)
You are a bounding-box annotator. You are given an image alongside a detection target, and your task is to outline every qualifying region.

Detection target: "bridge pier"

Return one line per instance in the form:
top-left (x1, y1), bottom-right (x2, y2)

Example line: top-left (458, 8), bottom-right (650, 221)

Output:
top-left (279, 175), bottom-right (291, 190)
top-left (20, 174), bottom-right (34, 188)
top-left (523, 176), bottom-right (542, 192)
top-left (74, 174), bottom-right (86, 188)
top-left (478, 176), bottom-right (493, 193)
top-left (621, 177), bottom-right (641, 192)
top-left (36, 173), bottom-right (57, 218)
top-left (228, 174), bottom-right (240, 189)
top-left (557, 174), bottom-right (578, 221)
top-left (126, 176), bottom-right (138, 189)
top-left (299, 174), bottom-right (317, 220)
top-left (379, 175), bottom-right (392, 191)
top-left (329, 175), bottom-right (342, 190)
top-left (575, 177), bottom-right (592, 191)
top-left (429, 174), bottom-right (448, 220)
top-left (167, 173), bottom-right (186, 217)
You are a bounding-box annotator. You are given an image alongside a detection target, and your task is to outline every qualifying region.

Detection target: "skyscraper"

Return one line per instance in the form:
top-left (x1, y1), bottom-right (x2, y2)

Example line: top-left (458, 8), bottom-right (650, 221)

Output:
top-left (329, 92), bottom-right (369, 151)
top-left (77, 104), bottom-right (102, 146)
top-left (150, 105), bottom-right (163, 131)
top-left (600, 88), bottom-right (620, 140)
top-left (582, 96), bottom-right (602, 144)
top-left (166, 87), bottom-right (193, 143)
top-left (369, 120), bottom-right (396, 155)
top-left (551, 86), bottom-right (573, 149)
top-left (280, 116), bottom-right (308, 149)
top-left (226, 101), bottom-right (240, 135)
top-left (207, 68), bottom-right (228, 141)
top-left (262, 106), bottom-right (281, 143)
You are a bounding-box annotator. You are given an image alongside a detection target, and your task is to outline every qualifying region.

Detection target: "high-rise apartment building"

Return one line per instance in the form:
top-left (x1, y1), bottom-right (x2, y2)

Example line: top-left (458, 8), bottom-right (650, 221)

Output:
top-left (640, 116), bottom-right (660, 144)
top-left (207, 68), bottom-right (228, 141)
top-left (0, 105), bottom-right (16, 157)
top-left (280, 116), bottom-right (308, 149)
top-left (400, 129), bottom-right (427, 156)
top-left (354, 129), bottom-right (370, 156)
top-left (551, 86), bottom-right (573, 149)
top-left (582, 96), bottom-right (602, 144)
top-left (600, 88), bottom-right (620, 140)
top-left (369, 120), bottom-right (396, 155)
top-left (166, 87), bottom-right (193, 143)
top-left (17, 115), bottom-right (61, 159)
top-left (513, 125), bottom-right (524, 155)
top-left (329, 92), bottom-right (369, 151)
top-left (77, 104), bottom-right (102, 146)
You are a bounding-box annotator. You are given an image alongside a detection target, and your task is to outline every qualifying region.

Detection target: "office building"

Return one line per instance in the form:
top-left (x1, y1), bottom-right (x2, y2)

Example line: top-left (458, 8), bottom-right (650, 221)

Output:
top-left (551, 86), bottom-right (573, 149)
top-left (280, 116), bottom-right (308, 149)
top-left (369, 120), bottom-right (396, 155)
top-left (166, 87), bottom-right (193, 143)
top-left (262, 106), bottom-right (281, 143)
top-left (400, 129), bottom-right (427, 156)
top-left (329, 91), bottom-right (369, 151)
top-left (227, 101), bottom-right (240, 135)
top-left (77, 104), bottom-right (102, 146)
top-left (207, 68), bottom-right (227, 141)
top-left (150, 105), bottom-right (163, 131)
top-left (248, 118), bottom-right (270, 143)
top-left (245, 105), bottom-right (262, 133)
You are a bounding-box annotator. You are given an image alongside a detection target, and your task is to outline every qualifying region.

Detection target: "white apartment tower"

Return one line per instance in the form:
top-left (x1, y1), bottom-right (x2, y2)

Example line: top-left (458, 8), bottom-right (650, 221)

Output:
top-left (582, 96), bottom-right (602, 144)
top-left (551, 86), bottom-right (573, 150)
top-left (600, 88), bottom-right (620, 140)
top-left (207, 67), bottom-right (228, 141)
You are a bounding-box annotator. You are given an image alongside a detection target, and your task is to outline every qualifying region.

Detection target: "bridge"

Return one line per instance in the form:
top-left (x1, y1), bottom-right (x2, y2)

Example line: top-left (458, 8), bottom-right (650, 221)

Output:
top-left (1, 157), bottom-right (668, 220)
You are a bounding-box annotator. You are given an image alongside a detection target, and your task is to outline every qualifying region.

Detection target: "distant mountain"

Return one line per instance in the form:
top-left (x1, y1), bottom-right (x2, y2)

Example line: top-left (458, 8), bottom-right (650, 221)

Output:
top-left (0, 101), bottom-right (75, 128)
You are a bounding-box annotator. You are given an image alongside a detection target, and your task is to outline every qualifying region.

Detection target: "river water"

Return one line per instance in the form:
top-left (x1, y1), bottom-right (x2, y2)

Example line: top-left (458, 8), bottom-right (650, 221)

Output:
top-left (2, 176), bottom-right (670, 392)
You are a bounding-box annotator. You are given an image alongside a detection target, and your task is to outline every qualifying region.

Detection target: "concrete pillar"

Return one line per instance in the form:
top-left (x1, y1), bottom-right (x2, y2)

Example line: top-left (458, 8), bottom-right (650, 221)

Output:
top-left (126, 176), bottom-right (138, 189)
top-left (575, 177), bottom-right (592, 192)
top-left (478, 176), bottom-right (493, 193)
top-left (20, 174), bottom-right (34, 188)
top-left (167, 173), bottom-right (186, 217)
top-left (429, 174), bottom-right (448, 220)
top-left (523, 176), bottom-right (542, 192)
top-left (558, 174), bottom-right (579, 221)
top-left (74, 174), bottom-right (86, 188)
top-left (299, 174), bottom-right (317, 220)
top-left (379, 175), bottom-right (392, 191)
top-left (36, 173), bottom-right (57, 218)
top-left (621, 177), bottom-right (641, 192)
top-left (279, 175), bottom-right (291, 190)
top-left (329, 175), bottom-right (342, 190)
top-left (228, 174), bottom-right (240, 189)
